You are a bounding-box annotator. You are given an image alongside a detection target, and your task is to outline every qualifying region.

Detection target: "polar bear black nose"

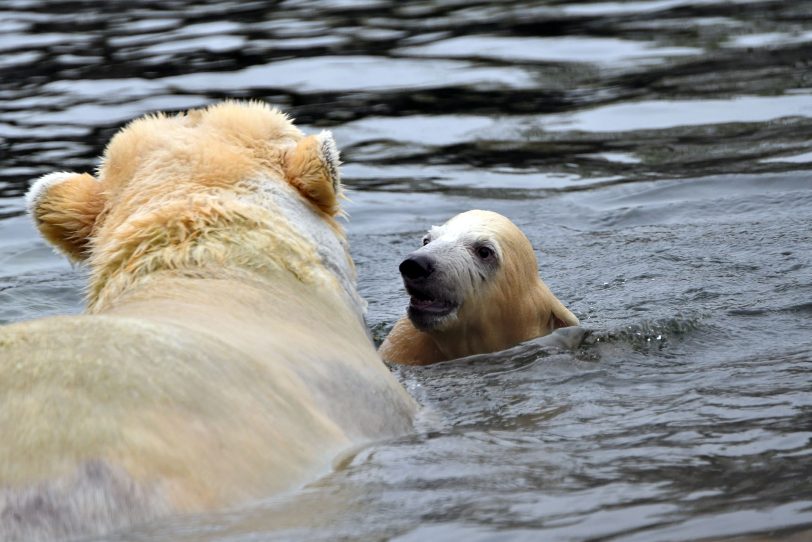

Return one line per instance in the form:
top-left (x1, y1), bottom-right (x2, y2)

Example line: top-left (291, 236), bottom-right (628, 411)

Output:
top-left (400, 254), bottom-right (434, 280)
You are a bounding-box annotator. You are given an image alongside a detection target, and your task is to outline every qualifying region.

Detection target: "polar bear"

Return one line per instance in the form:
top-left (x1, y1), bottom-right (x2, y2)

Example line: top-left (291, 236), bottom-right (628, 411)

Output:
top-left (0, 101), bottom-right (416, 541)
top-left (379, 210), bottom-right (579, 364)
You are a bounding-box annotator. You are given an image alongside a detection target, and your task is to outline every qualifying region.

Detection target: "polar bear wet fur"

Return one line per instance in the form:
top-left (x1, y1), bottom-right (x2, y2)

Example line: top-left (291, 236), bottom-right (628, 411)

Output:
top-left (379, 210), bottom-right (579, 365)
top-left (0, 101), bottom-right (416, 541)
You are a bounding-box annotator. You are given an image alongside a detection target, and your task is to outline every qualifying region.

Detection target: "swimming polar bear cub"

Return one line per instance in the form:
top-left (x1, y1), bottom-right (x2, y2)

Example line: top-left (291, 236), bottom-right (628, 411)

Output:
top-left (379, 210), bottom-right (579, 364)
top-left (0, 101), bottom-right (416, 541)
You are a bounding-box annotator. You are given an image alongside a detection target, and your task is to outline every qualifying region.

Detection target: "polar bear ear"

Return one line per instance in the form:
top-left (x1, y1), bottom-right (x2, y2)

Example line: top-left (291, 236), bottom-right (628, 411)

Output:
top-left (26, 171), bottom-right (106, 262)
top-left (547, 299), bottom-right (580, 332)
top-left (284, 130), bottom-right (343, 216)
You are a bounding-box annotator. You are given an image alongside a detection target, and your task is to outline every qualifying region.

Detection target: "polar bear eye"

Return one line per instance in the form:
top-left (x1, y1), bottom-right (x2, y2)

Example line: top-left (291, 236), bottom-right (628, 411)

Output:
top-left (422, 236), bottom-right (430, 246)
top-left (476, 246), bottom-right (494, 260)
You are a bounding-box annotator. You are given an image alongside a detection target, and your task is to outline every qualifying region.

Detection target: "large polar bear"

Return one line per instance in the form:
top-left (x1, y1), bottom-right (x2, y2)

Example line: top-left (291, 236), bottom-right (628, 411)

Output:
top-left (0, 101), bottom-right (416, 541)
top-left (379, 210), bottom-right (579, 364)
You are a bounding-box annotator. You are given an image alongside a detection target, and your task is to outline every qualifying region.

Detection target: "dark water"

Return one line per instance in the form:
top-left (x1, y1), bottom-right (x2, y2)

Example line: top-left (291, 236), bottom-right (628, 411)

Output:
top-left (2, 1), bottom-right (812, 540)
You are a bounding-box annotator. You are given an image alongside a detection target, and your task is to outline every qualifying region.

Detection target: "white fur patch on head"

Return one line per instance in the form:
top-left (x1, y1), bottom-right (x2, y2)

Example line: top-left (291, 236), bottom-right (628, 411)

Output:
top-left (316, 130), bottom-right (342, 197)
top-left (25, 171), bottom-right (77, 221)
top-left (443, 210), bottom-right (504, 242)
top-left (426, 211), bottom-right (506, 262)
top-left (420, 229), bottom-right (487, 300)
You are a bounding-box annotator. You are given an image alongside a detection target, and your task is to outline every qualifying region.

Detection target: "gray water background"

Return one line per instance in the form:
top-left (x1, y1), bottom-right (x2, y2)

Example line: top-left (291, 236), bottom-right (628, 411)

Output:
top-left (1, 1), bottom-right (811, 540)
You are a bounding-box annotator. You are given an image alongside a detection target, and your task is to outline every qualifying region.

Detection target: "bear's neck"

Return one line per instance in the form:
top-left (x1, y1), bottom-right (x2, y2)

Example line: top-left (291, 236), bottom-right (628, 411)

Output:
top-left (429, 281), bottom-right (550, 360)
top-left (84, 193), bottom-right (361, 315)
top-left (96, 272), bottom-right (366, 336)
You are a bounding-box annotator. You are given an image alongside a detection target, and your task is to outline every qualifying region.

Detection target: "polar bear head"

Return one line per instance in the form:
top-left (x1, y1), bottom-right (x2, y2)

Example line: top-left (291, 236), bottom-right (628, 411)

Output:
top-left (25, 101), bottom-right (358, 312)
top-left (393, 210), bottom-right (578, 360)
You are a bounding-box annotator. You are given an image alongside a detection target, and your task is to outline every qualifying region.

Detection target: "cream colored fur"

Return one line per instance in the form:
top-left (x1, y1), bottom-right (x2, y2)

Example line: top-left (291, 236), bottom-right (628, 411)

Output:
top-left (0, 101), bottom-right (415, 541)
top-left (379, 210), bottom-right (579, 365)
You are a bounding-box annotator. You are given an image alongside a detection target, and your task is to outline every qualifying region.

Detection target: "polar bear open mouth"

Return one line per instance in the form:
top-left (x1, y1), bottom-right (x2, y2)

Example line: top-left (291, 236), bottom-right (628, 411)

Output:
top-left (406, 284), bottom-right (459, 330)
top-left (409, 293), bottom-right (456, 313)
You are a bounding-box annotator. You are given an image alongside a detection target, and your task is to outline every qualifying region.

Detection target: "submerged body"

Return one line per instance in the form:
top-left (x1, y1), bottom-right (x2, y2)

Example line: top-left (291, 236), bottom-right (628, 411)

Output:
top-left (380, 210), bottom-right (578, 365)
top-left (0, 102), bottom-right (415, 541)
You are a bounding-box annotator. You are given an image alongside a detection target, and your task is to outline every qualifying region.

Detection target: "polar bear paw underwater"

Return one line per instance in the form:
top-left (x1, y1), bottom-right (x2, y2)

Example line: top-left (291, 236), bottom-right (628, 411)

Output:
top-left (380, 210), bottom-right (580, 365)
top-left (0, 101), bottom-right (416, 541)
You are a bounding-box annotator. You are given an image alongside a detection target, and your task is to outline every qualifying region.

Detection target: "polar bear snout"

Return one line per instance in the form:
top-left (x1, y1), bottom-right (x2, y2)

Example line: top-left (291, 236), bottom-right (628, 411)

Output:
top-left (400, 253), bottom-right (435, 281)
top-left (401, 251), bottom-right (460, 331)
